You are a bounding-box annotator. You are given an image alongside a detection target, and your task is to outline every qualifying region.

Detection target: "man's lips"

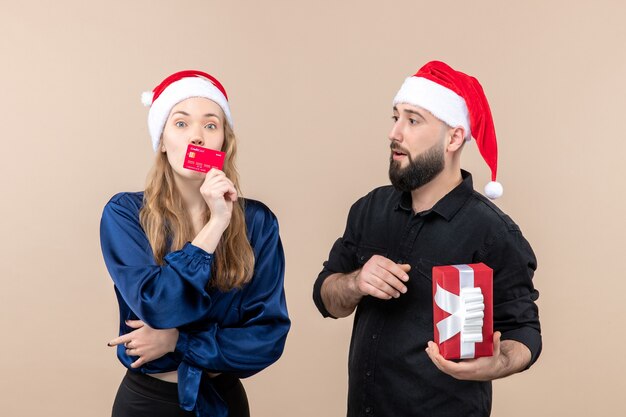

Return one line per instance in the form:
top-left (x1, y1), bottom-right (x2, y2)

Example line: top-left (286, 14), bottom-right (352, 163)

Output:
top-left (391, 146), bottom-right (409, 160)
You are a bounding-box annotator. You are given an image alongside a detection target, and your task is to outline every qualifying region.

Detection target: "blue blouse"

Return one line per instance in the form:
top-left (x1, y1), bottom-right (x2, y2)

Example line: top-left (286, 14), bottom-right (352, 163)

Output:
top-left (100, 192), bottom-right (290, 417)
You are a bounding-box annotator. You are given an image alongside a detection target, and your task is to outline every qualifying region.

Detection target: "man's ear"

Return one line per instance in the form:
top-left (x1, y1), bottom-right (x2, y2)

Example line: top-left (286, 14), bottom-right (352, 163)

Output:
top-left (447, 127), bottom-right (466, 153)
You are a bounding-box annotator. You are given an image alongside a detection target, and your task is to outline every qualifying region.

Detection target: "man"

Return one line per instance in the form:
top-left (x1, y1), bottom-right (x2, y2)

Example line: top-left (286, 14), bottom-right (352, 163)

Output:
top-left (313, 61), bottom-right (541, 417)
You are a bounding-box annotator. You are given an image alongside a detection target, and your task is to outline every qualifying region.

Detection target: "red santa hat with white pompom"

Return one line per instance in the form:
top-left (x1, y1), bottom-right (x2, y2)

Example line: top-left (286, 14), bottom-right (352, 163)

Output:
top-left (393, 61), bottom-right (503, 199)
top-left (141, 70), bottom-right (233, 152)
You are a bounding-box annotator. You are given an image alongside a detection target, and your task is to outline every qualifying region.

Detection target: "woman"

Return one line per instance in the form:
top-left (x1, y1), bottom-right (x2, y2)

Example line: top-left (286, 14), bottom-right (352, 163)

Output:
top-left (100, 70), bottom-right (290, 417)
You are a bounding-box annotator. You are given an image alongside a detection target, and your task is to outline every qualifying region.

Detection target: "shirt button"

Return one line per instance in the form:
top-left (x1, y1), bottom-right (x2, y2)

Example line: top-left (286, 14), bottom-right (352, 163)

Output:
top-left (397, 258), bottom-right (404, 264)
top-left (360, 255), bottom-right (365, 261)
top-left (371, 334), bottom-right (378, 340)
top-left (365, 370), bottom-right (372, 377)
top-left (365, 407), bottom-right (372, 414)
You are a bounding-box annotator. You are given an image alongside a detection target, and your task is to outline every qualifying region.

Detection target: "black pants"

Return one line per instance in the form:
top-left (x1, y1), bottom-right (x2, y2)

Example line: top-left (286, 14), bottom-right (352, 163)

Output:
top-left (112, 370), bottom-right (249, 417)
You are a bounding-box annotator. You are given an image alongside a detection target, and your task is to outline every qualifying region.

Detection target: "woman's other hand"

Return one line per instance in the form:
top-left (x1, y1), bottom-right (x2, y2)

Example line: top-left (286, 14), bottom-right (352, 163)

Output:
top-left (108, 320), bottom-right (179, 368)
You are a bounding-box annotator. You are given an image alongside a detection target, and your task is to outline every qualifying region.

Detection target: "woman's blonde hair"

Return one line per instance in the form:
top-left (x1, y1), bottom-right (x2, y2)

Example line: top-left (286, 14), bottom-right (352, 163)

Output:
top-left (139, 122), bottom-right (255, 291)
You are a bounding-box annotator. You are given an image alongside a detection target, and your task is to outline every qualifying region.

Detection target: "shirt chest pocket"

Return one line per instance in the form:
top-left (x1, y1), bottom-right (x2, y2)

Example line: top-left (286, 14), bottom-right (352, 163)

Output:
top-left (415, 258), bottom-right (440, 282)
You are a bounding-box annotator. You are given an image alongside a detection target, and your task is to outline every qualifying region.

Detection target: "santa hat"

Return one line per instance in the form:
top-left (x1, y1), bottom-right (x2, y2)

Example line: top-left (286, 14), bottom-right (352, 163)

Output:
top-left (393, 61), bottom-right (503, 199)
top-left (141, 70), bottom-right (233, 152)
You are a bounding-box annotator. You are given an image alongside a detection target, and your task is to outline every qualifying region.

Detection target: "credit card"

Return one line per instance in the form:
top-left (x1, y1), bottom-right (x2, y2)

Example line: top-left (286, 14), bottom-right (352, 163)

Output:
top-left (183, 144), bottom-right (225, 173)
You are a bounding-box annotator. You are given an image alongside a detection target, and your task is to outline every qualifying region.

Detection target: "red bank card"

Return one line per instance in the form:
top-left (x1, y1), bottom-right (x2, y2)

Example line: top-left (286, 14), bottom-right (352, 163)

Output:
top-left (183, 145), bottom-right (225, 173)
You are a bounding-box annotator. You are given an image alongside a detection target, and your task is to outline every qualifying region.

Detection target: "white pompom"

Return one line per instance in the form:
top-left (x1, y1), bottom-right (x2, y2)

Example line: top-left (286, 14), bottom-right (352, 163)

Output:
top-left (141, 91), bottom-right (154, 107)
top-left (484, 181), bottom-right (503, 199)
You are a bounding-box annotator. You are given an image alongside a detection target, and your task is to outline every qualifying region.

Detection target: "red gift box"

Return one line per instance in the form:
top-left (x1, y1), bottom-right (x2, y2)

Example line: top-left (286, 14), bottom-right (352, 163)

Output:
top-left (432, 263), bottom-right (493, 359)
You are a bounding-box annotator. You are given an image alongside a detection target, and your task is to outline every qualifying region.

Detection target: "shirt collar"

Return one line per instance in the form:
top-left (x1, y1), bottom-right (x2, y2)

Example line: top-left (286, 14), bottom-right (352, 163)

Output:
top-left (395, 170), bottom-right (474, 221)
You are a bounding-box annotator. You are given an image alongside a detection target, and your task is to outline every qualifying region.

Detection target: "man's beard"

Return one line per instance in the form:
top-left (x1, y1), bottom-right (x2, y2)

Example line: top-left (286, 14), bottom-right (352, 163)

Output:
top-left (388, 139), bottom-right (445, 192)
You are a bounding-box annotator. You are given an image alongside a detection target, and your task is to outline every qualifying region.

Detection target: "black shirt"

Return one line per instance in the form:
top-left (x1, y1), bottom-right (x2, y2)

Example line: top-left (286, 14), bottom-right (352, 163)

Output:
top-left (313, 171), bottom-right (541, 417)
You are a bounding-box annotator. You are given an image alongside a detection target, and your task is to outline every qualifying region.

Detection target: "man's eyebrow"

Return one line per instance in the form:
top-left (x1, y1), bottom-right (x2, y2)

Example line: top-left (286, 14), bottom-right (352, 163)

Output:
top-left (392, 106), bottom-right (427, 120)
top-left (402, 108), bottom-right (426, 120)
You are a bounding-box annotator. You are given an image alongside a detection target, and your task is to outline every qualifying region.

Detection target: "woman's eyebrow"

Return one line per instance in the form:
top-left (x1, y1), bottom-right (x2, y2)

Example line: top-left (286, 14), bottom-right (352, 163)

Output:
top-left (171, 111), bottom-right (221, 120)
